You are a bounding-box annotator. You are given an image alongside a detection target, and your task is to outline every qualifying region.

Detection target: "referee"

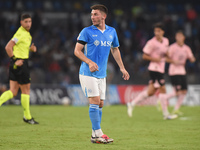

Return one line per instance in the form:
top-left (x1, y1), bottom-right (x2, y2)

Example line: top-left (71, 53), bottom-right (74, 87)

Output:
top-left (0, 14), bottom-right (38, 124)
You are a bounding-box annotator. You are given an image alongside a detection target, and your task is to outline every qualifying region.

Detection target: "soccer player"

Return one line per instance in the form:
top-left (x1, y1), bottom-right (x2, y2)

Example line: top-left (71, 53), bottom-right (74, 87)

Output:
top-left (0, 14), bottom-right (39, 124)
top-left (166, 30), bottom-right (195, 115)
top-left (74, 4), bottom-right (130, 144)
top-left (127, 23), bottom-right (177, 120)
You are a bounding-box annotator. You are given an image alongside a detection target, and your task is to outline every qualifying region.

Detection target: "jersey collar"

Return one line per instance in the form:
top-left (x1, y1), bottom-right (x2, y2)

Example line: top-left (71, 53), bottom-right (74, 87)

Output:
top-left (20, 26), bottom-right (29, 33)
top-left (92, 24), bottom-right (109, 30)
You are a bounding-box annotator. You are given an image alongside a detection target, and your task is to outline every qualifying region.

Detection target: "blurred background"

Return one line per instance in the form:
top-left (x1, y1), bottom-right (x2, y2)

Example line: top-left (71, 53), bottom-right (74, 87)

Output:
top-left (0, 0), bottom-right (199, 86)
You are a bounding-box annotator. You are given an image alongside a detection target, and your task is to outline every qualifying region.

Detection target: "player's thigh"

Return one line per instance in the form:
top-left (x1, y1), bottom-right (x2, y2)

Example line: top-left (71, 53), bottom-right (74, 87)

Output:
top-left (159, 85), bottom-right (166, 93)
top-left (9, 80), bottom-right (19, 96)
top-left (180, 75), bottom-right (187, 91)
top-left (98, 78), bottom-right (106, 100)
top-left (19, 83), bottom-right (30, 94)
top-left (79, 75), bottom-right (99, 98)
top-left (147, 83), bottom-right (157, 96)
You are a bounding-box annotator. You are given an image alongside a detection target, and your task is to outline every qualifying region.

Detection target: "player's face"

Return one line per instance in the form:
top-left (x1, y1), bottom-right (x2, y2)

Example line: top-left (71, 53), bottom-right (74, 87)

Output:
top-left (175, 33), bottom-right (185, 43)
top-left (91, 9), bottom-right (106, 26)
top-left (154, 28), bottom-right (164, 39)
top-left (20, 18), bottom-right (32, 31)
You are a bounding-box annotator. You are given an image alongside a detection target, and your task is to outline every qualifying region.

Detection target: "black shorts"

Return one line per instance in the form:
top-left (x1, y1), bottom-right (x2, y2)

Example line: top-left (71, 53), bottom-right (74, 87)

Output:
top-left (149, 71), bottom-right (165, 86)
top-left (9, 59), bottom-right (31, 84)
top-left (170, 75), bottom-right (187, 91)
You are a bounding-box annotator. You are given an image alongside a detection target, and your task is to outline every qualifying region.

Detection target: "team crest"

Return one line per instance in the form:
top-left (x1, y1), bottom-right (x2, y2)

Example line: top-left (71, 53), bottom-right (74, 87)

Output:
top-left (109, 35), bottom-right (113, 39)
top-left (94, 40), bottom-right (100, 46)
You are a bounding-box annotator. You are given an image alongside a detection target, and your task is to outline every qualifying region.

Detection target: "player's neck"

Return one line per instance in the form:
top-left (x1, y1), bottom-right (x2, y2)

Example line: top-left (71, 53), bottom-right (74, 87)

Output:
top-left (96, 22), bottom-right (106, 31)
top-left (156, 37), bottom-right (163, 43)
top-left (177, 42), bottom-right (184, 46)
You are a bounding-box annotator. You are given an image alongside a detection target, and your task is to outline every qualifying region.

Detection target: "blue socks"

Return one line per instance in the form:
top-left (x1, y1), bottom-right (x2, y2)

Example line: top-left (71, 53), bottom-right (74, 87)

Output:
top-left (99, 107), bottom-right (102, 124)
top-left (89, 104), bottom-right (101, 130)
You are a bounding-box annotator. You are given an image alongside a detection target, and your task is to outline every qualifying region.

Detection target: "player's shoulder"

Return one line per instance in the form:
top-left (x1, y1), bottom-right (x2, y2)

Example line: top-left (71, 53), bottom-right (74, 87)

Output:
top-left (163, 37), bottom-right (169, 42)
top-left (81, 26), bottom-right (93, 31)
top-left (105, 25), bottom-right (116, 31)
top-left (183, 44), bottom-right (191, 50)
top-left (169, 42), bottom-right (177, 47)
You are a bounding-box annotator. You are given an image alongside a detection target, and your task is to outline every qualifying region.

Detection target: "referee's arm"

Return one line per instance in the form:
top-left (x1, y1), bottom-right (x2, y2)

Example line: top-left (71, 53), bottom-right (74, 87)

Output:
top-left (5, 40), bottom-right (15, 58)
top-left (74, 42), bottom-right (98, 72)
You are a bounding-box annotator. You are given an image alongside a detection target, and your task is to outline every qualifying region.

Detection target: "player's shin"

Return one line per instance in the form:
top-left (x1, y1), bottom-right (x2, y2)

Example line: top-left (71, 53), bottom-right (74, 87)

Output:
top-left (174, 94), bottom-right (186, 111)
top-left (132, 90), bottom-right (148, 105)
top-left (159, 93), bottom-right (169, 116)
top-left (99, 107), bottom-right (102, 124)
top-left (89, 104), bottom-right (102, 136)
top-left (21, 94), bottom-right (32, 120)
top-left (0, 90), bottom-right (13, 106)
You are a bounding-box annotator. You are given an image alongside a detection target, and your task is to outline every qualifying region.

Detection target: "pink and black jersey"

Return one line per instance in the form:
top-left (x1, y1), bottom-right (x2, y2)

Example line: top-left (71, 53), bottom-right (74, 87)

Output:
top-left (168, 43), bottom-right (194, 76)
top-left (143, 37), bottom-right (169, 73)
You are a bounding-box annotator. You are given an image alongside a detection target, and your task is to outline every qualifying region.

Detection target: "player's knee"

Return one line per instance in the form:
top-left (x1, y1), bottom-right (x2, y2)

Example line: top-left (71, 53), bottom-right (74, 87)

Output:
top-left (10, 90), bottom-right (18, 97)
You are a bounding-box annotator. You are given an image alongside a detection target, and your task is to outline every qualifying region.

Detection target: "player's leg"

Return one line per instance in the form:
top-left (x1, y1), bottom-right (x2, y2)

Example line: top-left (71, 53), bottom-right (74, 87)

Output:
top-left (98, 78), bottom-right (113, 143)
top-left (127, 82), bottom-right (156, 117)
top-left (172, 75), bottom-right (187, 115)
top-left (99, 100), bottom-right (104, 124)
top-left (159, 85), bottom-right (178, 119)
top-left (166, 76), bottom-right (177, 100)
top-left (156, 73), bottom-right (177, 120)
top-left (0, 80), bottom-right (19, 106)
top-left (127, 71), bottom-right (157, 117)
top-left (79, 75), bottom-right (107, 143)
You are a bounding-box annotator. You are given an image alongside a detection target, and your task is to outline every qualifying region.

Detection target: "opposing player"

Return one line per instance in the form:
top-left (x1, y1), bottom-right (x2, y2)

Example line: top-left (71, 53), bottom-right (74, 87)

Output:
top-left (166, 30), bottom-right (195, 115)
top-left (74, 4), bottom-right (129, 143)
top-left (0, 14), bottom-right (39, 124)
top-left (127, 23), bottom-right (177, 120)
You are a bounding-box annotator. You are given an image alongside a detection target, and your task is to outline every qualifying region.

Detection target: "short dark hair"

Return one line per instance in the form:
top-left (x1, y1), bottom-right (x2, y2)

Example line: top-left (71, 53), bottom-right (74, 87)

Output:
top-left (153, 22), bottom-right (165, 31)
top-left (176, 30), bottom-right (185, 36)
top-left (90, 4), bottom-right (108, 15)
top-left (21, 13), bottom-right (31, 20)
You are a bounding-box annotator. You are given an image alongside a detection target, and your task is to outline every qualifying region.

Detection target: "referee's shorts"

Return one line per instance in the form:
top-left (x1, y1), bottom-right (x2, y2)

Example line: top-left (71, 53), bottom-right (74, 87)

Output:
top-left (9, 59), bottom-right (31, 84)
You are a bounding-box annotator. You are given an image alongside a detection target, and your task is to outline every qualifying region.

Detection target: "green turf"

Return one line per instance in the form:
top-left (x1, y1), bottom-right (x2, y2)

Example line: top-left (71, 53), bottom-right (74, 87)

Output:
top-left (0, 105), bottom-right (200, 150)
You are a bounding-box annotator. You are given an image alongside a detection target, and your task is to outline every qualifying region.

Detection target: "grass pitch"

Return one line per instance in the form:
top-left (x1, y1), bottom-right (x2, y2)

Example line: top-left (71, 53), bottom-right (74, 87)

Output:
top-left (0, 105), bottom-right (200, 150)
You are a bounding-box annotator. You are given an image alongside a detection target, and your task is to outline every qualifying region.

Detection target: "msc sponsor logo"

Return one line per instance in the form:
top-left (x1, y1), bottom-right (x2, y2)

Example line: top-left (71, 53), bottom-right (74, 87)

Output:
top-left (94, 40), bottom-right (112, 47)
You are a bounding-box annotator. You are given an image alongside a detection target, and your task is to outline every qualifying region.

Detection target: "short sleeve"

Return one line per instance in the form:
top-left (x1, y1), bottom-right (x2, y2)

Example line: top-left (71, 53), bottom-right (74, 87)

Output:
top-left (112, 29), bottom-right (120, 48)
top-left (77, 28), bottom-right (89, 43)
top-left (11, 32), bottom-right (21, 44)
top-left (143, 40), bottom-right (153, 55)
top-left (187, 47), bottom-right (194, 59)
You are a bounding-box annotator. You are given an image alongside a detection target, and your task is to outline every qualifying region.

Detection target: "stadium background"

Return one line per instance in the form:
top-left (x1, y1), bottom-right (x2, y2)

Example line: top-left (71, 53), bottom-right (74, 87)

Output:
top-left (0, 0), bottom-right (200, 106)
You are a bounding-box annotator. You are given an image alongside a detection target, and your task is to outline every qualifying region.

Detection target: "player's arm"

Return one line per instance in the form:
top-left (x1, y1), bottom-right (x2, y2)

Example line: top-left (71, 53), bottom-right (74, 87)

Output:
top-left (165, 52), bottom-right (177, 64)
top-left (110, 47), bottom-right (130, 80)
top-left (142, 53), bottom-right (161, 62)
top-left (74, 42), bottom-right (98, 72)
top-left (5, 40), bottom-right (24, 66)
top-left (189, 56), bottom-right (196, 63)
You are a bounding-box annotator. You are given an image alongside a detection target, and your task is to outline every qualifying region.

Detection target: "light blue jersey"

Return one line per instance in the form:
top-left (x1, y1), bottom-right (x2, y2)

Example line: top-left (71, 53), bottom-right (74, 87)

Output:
top-left (77, 25), bottom-right (119, 78)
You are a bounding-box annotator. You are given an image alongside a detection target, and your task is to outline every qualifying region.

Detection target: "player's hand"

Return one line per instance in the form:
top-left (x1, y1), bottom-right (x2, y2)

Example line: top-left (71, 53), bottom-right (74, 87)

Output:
top-left (173, 61), bottom-right (183, 65)
top-left (30, 43), bottom-right (37, 52)
top-left (154, 58), bottom-right (162, 62)
top-left (88, 61), bottom-right (99, 72)
top-left (120, 68), bottom-right (130, 80)
top-left (15, 59), bottom-right (24, 66)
